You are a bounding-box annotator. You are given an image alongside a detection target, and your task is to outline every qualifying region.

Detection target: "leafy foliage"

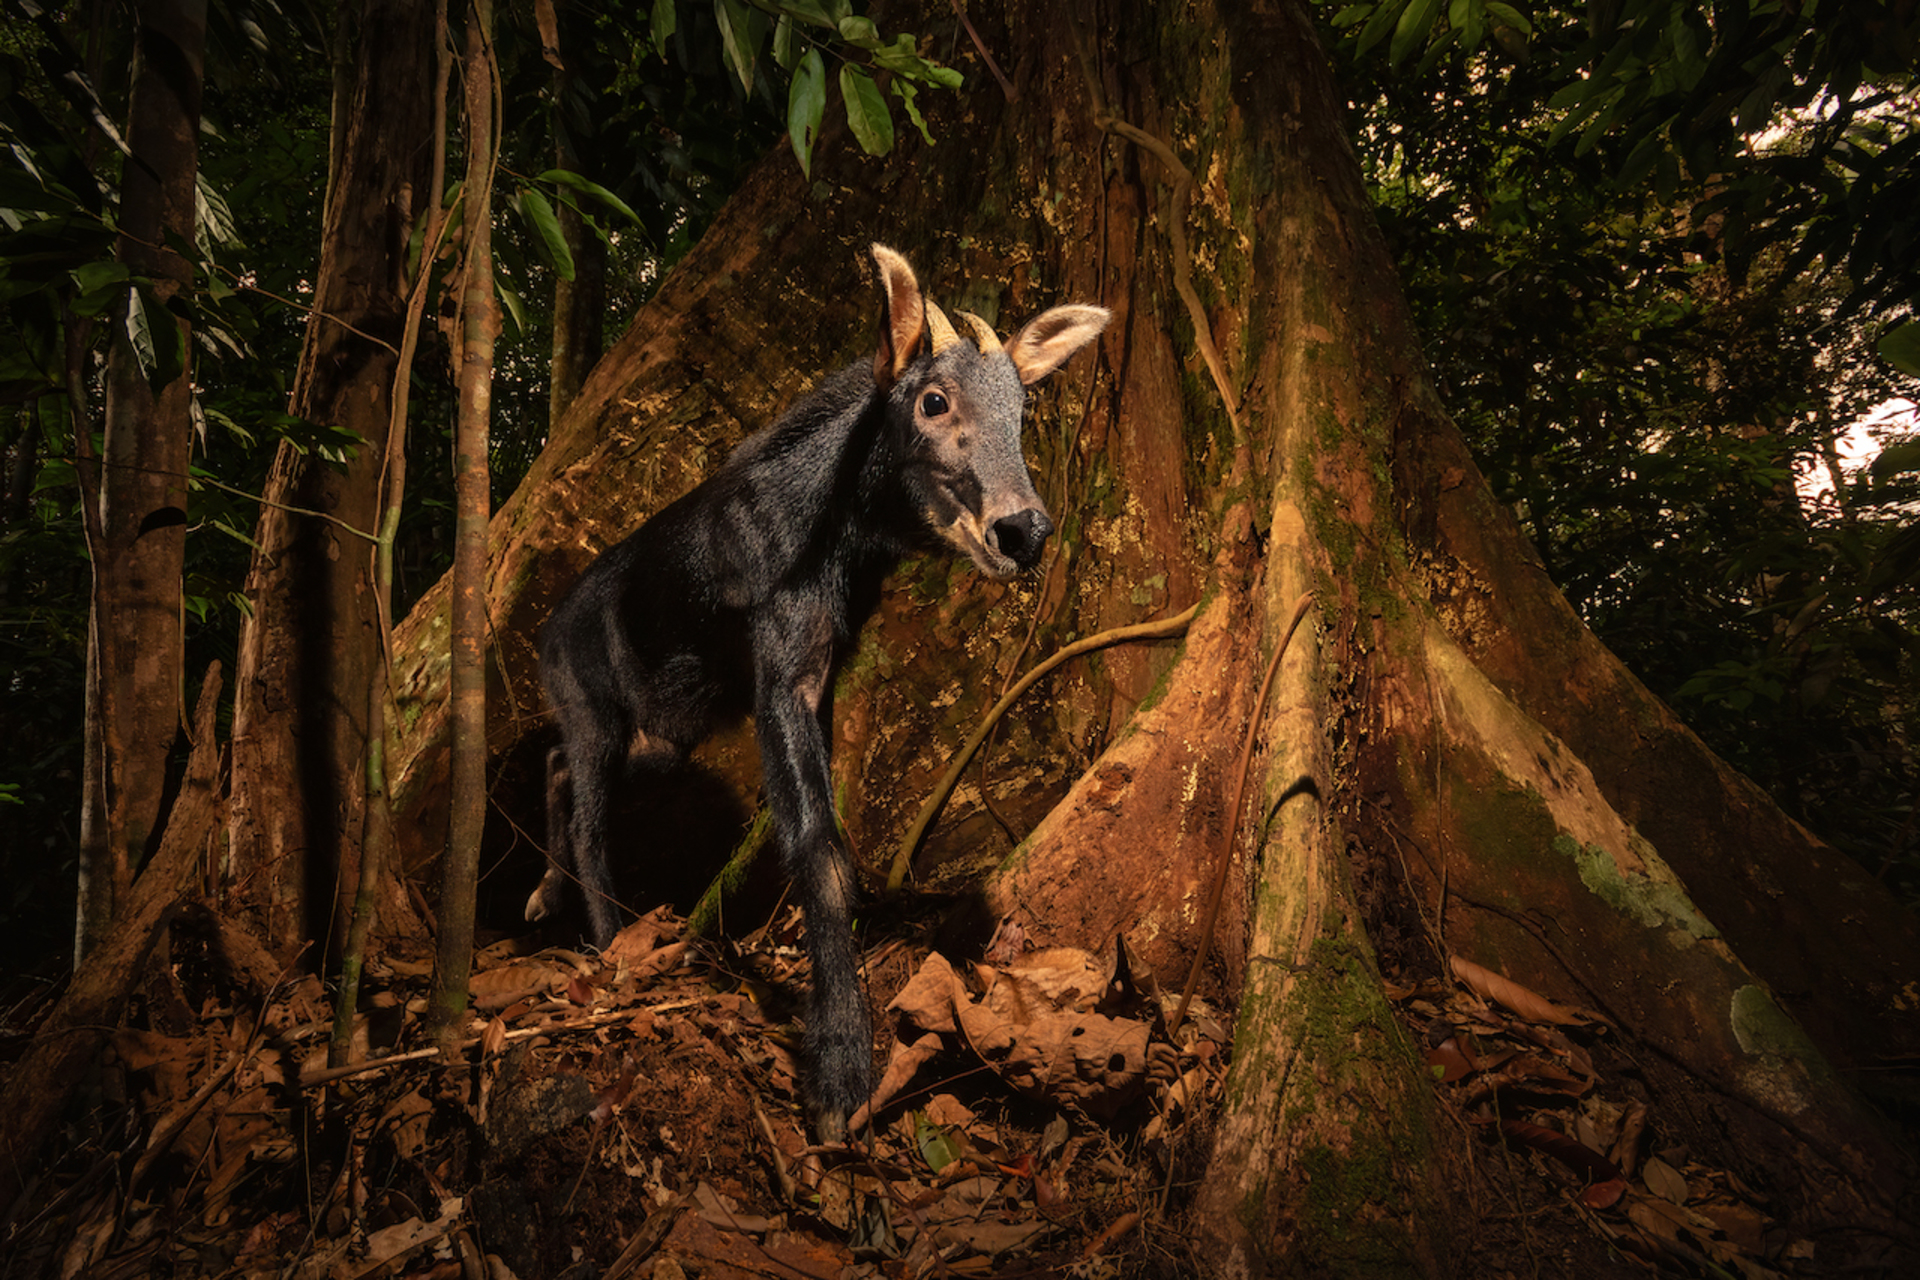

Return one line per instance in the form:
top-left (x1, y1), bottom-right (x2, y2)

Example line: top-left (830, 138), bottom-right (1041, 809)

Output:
top-left (1328, 1), bottom-right (1920, 895)
top-left (1, 3), bottom-right (333, 966)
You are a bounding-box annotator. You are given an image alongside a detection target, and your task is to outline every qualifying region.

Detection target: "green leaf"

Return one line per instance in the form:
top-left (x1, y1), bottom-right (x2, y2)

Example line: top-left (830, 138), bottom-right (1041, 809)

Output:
top-left (892, 76), bottom-right (934, 147)
top-left (837, 15), bottom-right (880, 47)
top-left (788, 49), bottom-right (827, 177)
top-left (1547, 76), bottom-right (1601, 111)
top-left (194, 173), bottom-right (243, 252)
top-left (779, 0), bottom-right (834, 27)
top-left (840, 64), bottom-right (893, 157)
top-left (913, 1114), bottom-right (961, 1172)
top-left (1355, 0), bottom-right (1404, 56)
top-left (650, 0), bottom-right (676, 57)
top-left (1460, 0), bottom-right (1486, 50)
top-left (535, 169), bottom-right (643, 227)
top-left (869, 33), bottom-right (922, 75)
top-left (1871, 442), bottom-right (1920, 480)
top-left (716, 0), bottom-right (759, 93)
top-left (125, 280), bottom-right (185, 389)
top-left (497, 280), bottom-right (527, 338)
top-left (517, 187), bottom-right (574, 281)
top-left (1876, 320), bottom-right (1920, 376)
top-left (1617, 127), bottom-right (1669, 188)
top-left (1390, 0), bottom-right (1441, 67)
top-left (772, 14), bottom-right (796, 70)
top-left (70, 259), bottom-right (130, 294)
top-left (1483, 1), bottom-right (1530, 36)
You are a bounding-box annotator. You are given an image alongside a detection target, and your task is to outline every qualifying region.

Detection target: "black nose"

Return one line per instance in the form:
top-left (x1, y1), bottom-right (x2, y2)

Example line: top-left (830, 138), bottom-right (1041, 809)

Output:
top-left (992, 508), bottom-right (1054, 569)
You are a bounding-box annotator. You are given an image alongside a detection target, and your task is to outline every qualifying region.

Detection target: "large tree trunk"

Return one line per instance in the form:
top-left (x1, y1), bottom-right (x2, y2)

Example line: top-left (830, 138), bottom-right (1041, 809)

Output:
top-left (226, 0), bottom-right (437, 960)
top-left (75, 0), bottom-right (205, 961)
top-left (382, 0), bottom-right (1917, 1265)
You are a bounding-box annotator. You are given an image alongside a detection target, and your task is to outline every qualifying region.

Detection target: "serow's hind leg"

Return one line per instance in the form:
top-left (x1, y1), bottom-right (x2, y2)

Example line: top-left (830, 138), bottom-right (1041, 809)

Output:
top-left (525, 745), bottom-right (574, 924)
top-left (566, 734), bottom-right (629, 949)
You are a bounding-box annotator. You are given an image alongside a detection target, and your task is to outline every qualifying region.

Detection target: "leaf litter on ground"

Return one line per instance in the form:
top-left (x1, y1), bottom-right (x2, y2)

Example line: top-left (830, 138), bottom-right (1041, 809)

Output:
top-left (1390, 955), bottom-right (1818, 1279)
top-left (2, 905), bottom-right (1228, 1279)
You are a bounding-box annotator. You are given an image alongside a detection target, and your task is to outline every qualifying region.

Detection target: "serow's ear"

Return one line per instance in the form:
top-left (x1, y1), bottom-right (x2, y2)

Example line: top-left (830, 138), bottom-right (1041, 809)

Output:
top-left (1006, 304), bottom-right (1111, 385)
top-left (870, 244), bottom-right (925, 388)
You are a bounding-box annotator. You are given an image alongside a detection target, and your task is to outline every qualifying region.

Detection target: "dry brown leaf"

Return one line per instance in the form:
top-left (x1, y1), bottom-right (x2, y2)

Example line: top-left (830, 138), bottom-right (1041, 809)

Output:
top-left (1001, 947), bottom-right (1109, 1012)
top-left (888, 952), bottom-right (969, 1034)
top-left (468, 962), bottom-right (569, 1006)
top-left (604, 906), bottom-right (683, 965)
top-left (1642, 1154), bottom-right (1691, 1204)
top-left (1424, 1036), bottom-right (1477, 1083)
top-left (621, 940), bottom-right (689, 984)
top-left (956, 995), bottom-right (1151, 1118)
top-left (657, 1210), bottom-right (848, 1278)
top-left (1696, 1199), bottom-right (1771, 1254)
top-left (480, 1016), bottom-right (508, 1060)
top-left (1499, 1119), bottom-right (1627, 1201)
top-left (329, 1197), bottom-right (464, 1280)
top-left (1143, 1064), bottom-right (1212, 1144)
top-left (849, 1032), bottom-right (944, 1132)
top-left (377, 1089), bottom-right (433, 1161)
top-left (886, 951), bottom-right (1157, 1117)
top-left (924, 1093), bottom-right (977, 1130)
top-left (1449, 956), bottom-right (1594, 1026)
top-left (689, 1181), bottom-right (777, 1234)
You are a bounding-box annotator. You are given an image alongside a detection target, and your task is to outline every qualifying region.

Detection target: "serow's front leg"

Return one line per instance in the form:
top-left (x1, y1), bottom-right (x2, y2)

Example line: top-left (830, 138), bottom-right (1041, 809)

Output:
top-left (753, 608), bottom-right (873, 1140)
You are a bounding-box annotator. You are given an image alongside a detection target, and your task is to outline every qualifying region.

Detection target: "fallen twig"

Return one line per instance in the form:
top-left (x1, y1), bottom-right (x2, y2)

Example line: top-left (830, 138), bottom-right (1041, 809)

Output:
top-left (297, 996), bottom-right (707, 1088)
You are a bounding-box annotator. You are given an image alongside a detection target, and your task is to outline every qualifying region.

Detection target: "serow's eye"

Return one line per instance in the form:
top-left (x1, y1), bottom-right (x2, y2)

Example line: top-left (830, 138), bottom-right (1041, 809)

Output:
top-left (921, 390), bottom-right (949, 417)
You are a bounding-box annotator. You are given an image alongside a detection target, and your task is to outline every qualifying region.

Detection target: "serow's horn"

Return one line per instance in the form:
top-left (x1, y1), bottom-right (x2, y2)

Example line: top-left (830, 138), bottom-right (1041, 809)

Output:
top-left (957, 311), bottom-right (1003, 355)
top-left (926, 302), bottom-right (961, 356)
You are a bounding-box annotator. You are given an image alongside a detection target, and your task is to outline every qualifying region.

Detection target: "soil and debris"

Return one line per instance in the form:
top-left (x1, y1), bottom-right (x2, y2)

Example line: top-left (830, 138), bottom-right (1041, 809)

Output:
top-left (1, 903), bottom-right (1228, 1279)
top-left (1393, 957), bottom-right (1845, 1279)
top-left (0, 896), bottom-right (1874, 1278)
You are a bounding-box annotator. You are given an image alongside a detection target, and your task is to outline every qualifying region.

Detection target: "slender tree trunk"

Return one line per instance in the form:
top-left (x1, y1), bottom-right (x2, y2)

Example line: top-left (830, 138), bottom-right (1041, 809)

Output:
top-left (75, 0), bottom-right (205, 962)
top-left (547, 176), bottom-right (606, 430)
top-left (379, 0), bottom-right (1917, 1264)
top-left (330, 0), bottom-right (454, 1071)
top-left (427, 0), bottom-right (497, 1056)
top-left (226, 0), bottom-right (437, 961)
top-left (547, 115), bottom-right (604, 429)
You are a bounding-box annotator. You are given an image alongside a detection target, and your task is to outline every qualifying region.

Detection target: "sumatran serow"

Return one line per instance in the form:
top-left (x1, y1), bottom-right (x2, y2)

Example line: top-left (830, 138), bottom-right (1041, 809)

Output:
top-left (528, 243), bottom-right (1109, 1136)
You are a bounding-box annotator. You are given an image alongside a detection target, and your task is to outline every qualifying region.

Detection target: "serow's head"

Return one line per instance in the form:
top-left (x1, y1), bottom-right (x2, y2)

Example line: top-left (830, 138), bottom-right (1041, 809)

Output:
top-left (869, 243), bottom-right (1109, 580)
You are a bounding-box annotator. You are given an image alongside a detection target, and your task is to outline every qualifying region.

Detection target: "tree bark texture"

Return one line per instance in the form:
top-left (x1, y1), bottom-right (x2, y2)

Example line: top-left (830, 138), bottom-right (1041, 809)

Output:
top-left (381, 0), bottom-right (1917, 1265)
top-left (226, 0), bottom-right (438, 961)
top-left (76, 0), bottom-right (206, 961)
top-left (427, 0), bottom-right (497, 1056)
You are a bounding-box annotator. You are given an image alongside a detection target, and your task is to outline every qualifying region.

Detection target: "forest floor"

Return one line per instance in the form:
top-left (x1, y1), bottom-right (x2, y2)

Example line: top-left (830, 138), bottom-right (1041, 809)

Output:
top-left (0, 891), bottom-right (1842, 1279)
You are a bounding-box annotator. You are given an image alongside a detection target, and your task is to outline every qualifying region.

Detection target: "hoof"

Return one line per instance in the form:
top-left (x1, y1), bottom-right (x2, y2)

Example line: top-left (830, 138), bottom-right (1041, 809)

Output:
top-left (524, 875), bottom-right (562, 922)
